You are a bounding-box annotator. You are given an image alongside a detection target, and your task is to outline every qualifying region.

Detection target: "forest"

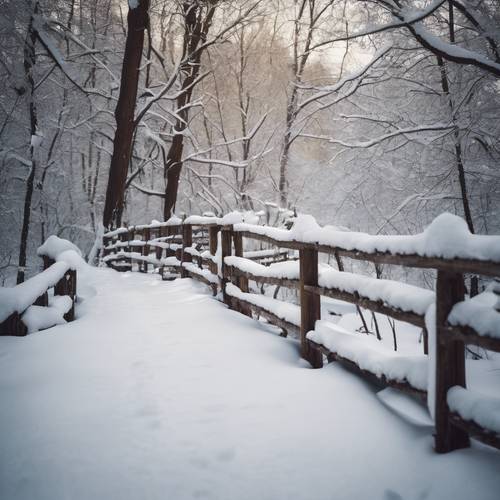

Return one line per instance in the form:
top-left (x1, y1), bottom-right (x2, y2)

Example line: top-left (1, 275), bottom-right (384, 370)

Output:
top-left (1, 0), bottom-right (499, 284)
top-left (1, 2), bottom-right (500, 499)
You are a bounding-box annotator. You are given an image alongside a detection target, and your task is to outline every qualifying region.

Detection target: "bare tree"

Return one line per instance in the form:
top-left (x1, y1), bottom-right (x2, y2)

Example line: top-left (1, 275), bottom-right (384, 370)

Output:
top-left (103, 0), bottom-right (150, 229)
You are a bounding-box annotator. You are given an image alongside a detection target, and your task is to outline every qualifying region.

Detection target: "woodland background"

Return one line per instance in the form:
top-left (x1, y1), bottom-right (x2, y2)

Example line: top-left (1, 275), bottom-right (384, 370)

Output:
top-left (1, 0), bottom-right (499, 284)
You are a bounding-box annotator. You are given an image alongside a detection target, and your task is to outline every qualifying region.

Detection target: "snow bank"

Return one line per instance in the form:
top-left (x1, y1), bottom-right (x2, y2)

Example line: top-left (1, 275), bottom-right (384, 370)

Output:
top-left (225, 283), bottom-right (301, 326)
top-left (449, 292), bottom-right (500, 339)
top-left (235, 213), bottom-right (500, 262)
top-left (0, 262), bottom-right (70, 323)
top-left (448, 386), bottom-right (500, 434)
top-left (308, 321), bottom-right (428, 391)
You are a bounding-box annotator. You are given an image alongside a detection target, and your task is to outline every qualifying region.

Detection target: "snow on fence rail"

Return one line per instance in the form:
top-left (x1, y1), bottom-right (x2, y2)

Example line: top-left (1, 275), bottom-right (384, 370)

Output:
top-left (102, 213), bottom-right (500, 454)
top-left (0, 239), bottom-right (78, 336)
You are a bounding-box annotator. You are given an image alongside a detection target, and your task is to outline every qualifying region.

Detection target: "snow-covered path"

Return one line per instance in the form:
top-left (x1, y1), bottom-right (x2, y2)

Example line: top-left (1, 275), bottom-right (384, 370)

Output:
top-left (1, 269), bottom-right (499, 500)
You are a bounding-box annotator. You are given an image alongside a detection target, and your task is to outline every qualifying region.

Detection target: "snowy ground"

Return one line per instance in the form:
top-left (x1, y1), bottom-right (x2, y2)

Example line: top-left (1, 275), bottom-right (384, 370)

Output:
top-left (1, 267), bottom-right (500, 500)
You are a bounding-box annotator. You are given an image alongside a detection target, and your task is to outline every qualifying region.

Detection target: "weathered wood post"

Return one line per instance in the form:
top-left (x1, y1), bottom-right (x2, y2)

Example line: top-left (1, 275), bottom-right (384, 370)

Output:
top-left (118, 230), bottom-right (130, 272)
top-left (181, 223), bottom-right (193, 278)
top-left (299, 246), bottom-right (323, 368)
top-left (434, 270), bottom-right (470, 452)
top-left (55, 269), bottom-right (77, 322)
top-left (42, 256), bottom-right (55, 270)
top-left (141, 227), bottom-right (151, 273)
top-left (0, 313), bottom-right (27, 336)
top-left (221, 225), bottom-right (233, 306)
top-left (128, 226), bottom-right (135, 270)
top-left (208, 225), bottom-right (219, 275)
top-left (232, 230), bottom-right (251, 316)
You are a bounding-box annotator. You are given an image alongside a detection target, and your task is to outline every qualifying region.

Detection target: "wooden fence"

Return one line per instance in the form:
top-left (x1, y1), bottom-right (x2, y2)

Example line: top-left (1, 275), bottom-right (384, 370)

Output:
top-left (0, 253), bottom-right (77, 336)
top-left (102, 217), bottom-right (500, 454)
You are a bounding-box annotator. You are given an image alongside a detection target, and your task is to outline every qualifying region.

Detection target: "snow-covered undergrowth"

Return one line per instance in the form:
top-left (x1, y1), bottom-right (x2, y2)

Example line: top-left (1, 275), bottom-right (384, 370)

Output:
top-left (1, 268), bottom-right (500, 500)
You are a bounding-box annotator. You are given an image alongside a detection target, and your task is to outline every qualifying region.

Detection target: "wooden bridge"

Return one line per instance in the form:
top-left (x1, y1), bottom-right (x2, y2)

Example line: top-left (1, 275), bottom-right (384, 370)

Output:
top-left (1, 213), bottom-right (499, 459)
top-left (100, 214), bottom-right (500, 455)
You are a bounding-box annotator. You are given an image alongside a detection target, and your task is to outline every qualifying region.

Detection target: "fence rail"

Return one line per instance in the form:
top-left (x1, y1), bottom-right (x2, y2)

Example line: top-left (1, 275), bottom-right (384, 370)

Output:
top-left (102, 216), bottom-right (500, 454)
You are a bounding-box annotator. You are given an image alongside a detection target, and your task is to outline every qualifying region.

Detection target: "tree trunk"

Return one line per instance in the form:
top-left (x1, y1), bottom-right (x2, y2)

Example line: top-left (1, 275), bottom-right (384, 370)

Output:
top-left (163, 1), bottom-right (217, 219)
top-left (102, 0), bottom-right (149, 229)
top-left (17, 2), bottom-right (39, 284)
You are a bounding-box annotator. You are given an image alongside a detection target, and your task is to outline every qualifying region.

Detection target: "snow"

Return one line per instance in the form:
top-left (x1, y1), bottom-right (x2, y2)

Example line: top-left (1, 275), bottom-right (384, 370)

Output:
top-left (184, 211), bottom-right (246, 226)
top-left (243, 248), bottom-right (289, 260)
top-left (182, 263), bottom-right (219, 285)
top-left (225, 283), bottom-right (301, 326)
top-left (308, 320), bottom-right (428, 391)
top-left (234, 213), bottom-right (500, 262)
top-left (103, 227), bottom-right (128, 238)
top-left (0, 262), bottom-right (70, 323)
top-left (449, 292), bottom-right (500, 339)
top-left (448, 387), bottom-right (500, 434)
top-left (377, 387), bottom-right (433, 427)
top-left (318, 268), bottom-right (434, 316)
top-left (224, 256), bottom-right (300, 280)
top-left (224, 257), bottom-right (433, 316)
top-left (22, 296), bottom-right (72, 334)
top-left (37, 235), bottom-right (82, 261)
top-left (135, 216), bottom-right (182, 230)
top-left (1, 270), bottom-right (499, 499)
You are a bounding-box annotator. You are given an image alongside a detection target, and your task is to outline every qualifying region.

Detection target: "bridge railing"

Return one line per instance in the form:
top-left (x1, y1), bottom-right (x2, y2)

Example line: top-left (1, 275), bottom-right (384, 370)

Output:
top-left (0, 255), bottom-right (77, 336)
top-left (102, 215), bottom-right (500, 454)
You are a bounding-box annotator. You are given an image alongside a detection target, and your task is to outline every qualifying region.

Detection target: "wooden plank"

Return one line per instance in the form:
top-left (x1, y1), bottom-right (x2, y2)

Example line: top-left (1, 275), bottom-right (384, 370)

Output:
top-left (299, 248), bottom-right (323, 368)
top-left (54, 269), bottom-right (77, 322)
top-left (184, 269), bottom-right (218, 295)
top-left (34, 291), bottom-right (48, 307)
top-left (226, 266), bottom-right (299, 289)
top-left (236, 230), bottom-right (500, 277)
top-left (449, 412), bottom-right (500, 451)
top-left (443, 325), bottom-right (500, 352)
top-left (0, 312), bottom-right (28, 336)
top-left (221, 226), bottom-right (233, 305)
top-left (305, 285), bottom-right (426, 328)
top-left (230, 296), bottom-right (300, 337)
top-left (308, 339), bottom-right (427, 400)
top-left (208, 225), bottom-right (219, 274)
top-left (434, 270), bottom-right (470, 453)
top-left (232, 232), bottom-right (252, 317)
top-left (180, 224), bottom-right (193, 278)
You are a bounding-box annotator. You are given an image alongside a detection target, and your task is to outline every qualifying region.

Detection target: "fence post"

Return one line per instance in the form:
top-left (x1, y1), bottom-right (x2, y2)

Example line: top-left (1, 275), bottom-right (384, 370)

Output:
top-left (299, 247), bottom-right (323, 368)
top-left (434, 270), bottom-right (470, 453)
top-left (0, 312), bottom-right (27, 336)
top-left (181, 223), bottom-right (193, 278)
top-left (221, 225), bottom-right (233, 305)
top-left (42, 256), bottom-right (55, 270)
top-left (209, 225), bottom-right (219, 274)
top-left (55, 269), bottom-right (77, 322)
top-left (233, 230), bottom-right (251, 316)
top-left (118, 230), bottom-right (130, 272)
top-left (128, 226), bottom-right (135, 270)
top-left (140, 227), bottom-right (150, 273)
